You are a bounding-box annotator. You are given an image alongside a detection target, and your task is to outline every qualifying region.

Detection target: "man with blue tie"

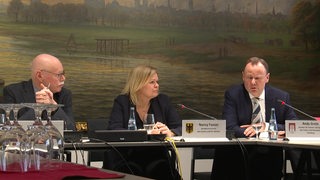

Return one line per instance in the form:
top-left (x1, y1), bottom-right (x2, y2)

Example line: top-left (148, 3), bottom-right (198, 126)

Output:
top-left (212, 57), bottom-right (297, 180)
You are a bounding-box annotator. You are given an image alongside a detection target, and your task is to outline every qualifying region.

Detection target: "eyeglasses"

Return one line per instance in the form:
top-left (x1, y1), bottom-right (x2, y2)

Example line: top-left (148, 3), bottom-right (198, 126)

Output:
top-left (41, 70), bottom-right (65, 79)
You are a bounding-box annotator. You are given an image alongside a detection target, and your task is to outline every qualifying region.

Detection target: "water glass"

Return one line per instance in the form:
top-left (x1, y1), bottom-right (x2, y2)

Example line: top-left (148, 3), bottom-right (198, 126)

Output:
top-left (26, 125), bottom-right (52, 171)
top-left (143, 114), bottom-right (155, 134)
top-left (0, 126), bottom-right (30, 172)
top-left (252, 114), bottom-right (264, 139)
top-left (0, 114), bottom-right (5, 125)
top-left (0, 114), bottom-right (6, 138)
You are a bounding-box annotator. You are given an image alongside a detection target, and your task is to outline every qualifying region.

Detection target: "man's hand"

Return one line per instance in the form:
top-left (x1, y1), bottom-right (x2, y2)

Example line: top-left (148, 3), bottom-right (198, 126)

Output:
top-left (35, 83), bottom-right (57, 105)
top-left (241, 124), bottom-right (256, 137)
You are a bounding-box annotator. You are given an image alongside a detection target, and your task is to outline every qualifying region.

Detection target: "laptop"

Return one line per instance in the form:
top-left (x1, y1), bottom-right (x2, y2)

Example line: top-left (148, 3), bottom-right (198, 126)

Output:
top-left (63, 130), bottom-right (88, 143)
top-left (85, 118), bottom-right (148, 142)
top-left (89, 129), bottom-right (148, 142)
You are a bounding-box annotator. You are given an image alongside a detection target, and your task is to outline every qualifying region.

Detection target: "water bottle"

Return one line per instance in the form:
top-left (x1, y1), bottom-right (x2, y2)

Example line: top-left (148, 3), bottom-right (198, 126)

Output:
top-left (128, 107), bottom-right (137, 130)
top-left (268, 108), bottom-right (278, 140)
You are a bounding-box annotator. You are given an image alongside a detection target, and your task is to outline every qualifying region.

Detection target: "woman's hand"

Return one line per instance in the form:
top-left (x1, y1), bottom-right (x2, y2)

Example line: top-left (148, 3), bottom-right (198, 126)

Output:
top-left (154, 122), bottom-right (175, 137)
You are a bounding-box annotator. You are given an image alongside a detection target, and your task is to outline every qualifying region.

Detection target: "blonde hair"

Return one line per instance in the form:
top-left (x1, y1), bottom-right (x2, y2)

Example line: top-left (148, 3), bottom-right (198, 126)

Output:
top-left (122, 65), bottom-right (158, 105)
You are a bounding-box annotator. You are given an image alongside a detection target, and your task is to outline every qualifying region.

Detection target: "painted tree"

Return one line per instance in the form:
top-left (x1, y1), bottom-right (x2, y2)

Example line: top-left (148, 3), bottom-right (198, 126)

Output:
top-left (7, 0), bottom-right (24, 22)
top-left (291, 0), bottom-right (320, 51)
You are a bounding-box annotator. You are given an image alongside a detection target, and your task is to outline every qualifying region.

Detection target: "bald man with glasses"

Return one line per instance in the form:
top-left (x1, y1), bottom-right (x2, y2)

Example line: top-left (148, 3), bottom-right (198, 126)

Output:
top-left (3, 53), bottom-right (75, 130)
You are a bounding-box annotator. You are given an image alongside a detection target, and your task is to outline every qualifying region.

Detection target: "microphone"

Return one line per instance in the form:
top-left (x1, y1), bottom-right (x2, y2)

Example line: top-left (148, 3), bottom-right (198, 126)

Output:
top-left (177, 104), bottom-right (217, 120)
top-left (277, 99), bottom-right (316, 120)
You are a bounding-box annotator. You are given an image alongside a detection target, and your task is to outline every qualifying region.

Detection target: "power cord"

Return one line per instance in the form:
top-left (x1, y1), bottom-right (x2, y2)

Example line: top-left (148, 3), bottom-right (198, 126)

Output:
top-left (66, 141), bottom-right (86, 165)
top-left (70, 142), bottom-right (78, 164)
top-left (77, 142), bottom-right (86, 165)
top-left (67, 137), bottom-right (182, 179)
top-left (165, 137), bottom-right (183, 180)
top-left (88, 138), bottom-right (134, 175)
top-left (234, 138), bottom-right (249, 180)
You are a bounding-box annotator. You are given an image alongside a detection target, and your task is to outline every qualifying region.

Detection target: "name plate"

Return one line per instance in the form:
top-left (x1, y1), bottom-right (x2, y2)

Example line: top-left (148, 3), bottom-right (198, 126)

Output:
top-left (182, 119), bottom-right (226, 138)
top-left (285, 120), bottom-right (320, 138)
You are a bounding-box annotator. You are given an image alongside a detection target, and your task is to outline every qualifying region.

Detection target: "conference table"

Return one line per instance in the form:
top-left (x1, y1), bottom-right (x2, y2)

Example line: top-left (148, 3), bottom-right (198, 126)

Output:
top-left (258, 139), bottom-right (320, 180)
top-left (64, 138), bottom-right (320, 180)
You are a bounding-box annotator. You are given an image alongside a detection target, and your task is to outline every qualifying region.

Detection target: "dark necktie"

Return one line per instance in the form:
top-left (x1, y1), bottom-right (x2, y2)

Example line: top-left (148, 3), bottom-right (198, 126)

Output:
top-left (251, 97), bottom-right (261, 124)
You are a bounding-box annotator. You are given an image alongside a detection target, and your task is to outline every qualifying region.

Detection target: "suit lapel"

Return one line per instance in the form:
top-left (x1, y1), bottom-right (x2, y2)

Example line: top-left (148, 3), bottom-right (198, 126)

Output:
top-left (242, 85), bottom-right (253, 124)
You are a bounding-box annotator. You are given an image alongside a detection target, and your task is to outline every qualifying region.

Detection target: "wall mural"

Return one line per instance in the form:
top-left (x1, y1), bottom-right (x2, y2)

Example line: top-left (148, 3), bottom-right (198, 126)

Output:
top-left (0, 0), bottom-right (319, 124)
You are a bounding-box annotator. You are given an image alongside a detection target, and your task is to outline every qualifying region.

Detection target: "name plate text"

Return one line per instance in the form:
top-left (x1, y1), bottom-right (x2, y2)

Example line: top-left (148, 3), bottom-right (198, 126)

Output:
top-left (285, 120), bottom-right (320, 138)
top-left (182, 119), bottom-right (226, 138)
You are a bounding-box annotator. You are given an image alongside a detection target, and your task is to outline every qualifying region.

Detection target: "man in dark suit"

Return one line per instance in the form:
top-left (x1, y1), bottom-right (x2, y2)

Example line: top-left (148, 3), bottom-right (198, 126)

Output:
top-left (212, 57), bottom-right (297, 180)
top-left (3, 53), bottom-right (75, 130)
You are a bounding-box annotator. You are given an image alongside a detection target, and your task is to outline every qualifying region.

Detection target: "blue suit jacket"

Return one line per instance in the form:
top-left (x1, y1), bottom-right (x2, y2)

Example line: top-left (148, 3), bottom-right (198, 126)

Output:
top-left (108, 93), bottom-right (182, 136)
top-left (223, 84), bottom-right (297, 138)
top-left (3, 79), bottom-right (75, 130)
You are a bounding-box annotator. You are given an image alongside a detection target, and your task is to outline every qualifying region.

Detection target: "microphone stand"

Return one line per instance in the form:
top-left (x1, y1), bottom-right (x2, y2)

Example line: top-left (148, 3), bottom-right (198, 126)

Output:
top-left (177, 104), bottom-right (217, 120)
top-left (177, 104), bottom-right (235, 139)
top-left (277, 99), bottom-right (316, 120)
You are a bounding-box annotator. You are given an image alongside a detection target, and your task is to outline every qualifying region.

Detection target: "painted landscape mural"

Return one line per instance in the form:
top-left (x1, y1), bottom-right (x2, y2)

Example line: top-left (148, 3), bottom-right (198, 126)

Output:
top-left (0, 0), bottom-right (319, 124)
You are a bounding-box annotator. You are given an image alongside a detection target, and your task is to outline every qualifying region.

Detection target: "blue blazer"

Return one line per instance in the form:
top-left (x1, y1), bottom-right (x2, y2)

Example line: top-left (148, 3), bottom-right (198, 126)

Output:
top-left (223, 84), bottom-right (297, 138)
top-left (3, 79), bottom-right (75, 130)
top-left (108, 93), bottom-right (182, 136)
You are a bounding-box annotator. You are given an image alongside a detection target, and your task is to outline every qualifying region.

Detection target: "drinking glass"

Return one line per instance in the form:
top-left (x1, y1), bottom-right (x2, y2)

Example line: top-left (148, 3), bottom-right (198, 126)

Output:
top-left (12, 104), bottom-right (24, 125)
top-left (44, 104), bottom-right (63, 121)
top-left (43, 104), bottom-right (64, 162)
top-left (0, 114), bottom-right (5, 125)
top-left (0, 126), bottom-right (30, 172)
top-left (25, 124), bottom-right (52, 171)
top-left (0, 104), bottom-right (13, 126)
top-left (251, 114), bottom-right (264, 139)
top-left (143, 114), bottom-right (155, 134)
top-left (22, 103), bottom-right (51, 171)
top-left (0, 104), bottom-right (26, 147)
top-left (0, 114), bottom-right (7, 138)
top-left (11, 104), bottom-right (27, 136)
top-left (22, 103), bottom-right (45, 126)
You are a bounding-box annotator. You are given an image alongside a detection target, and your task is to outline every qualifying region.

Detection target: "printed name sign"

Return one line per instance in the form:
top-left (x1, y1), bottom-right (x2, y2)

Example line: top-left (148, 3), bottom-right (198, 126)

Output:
top-left (285, 120), bottom-right (320, 138)
top-left (182, 119), bottom-right (226, 138)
